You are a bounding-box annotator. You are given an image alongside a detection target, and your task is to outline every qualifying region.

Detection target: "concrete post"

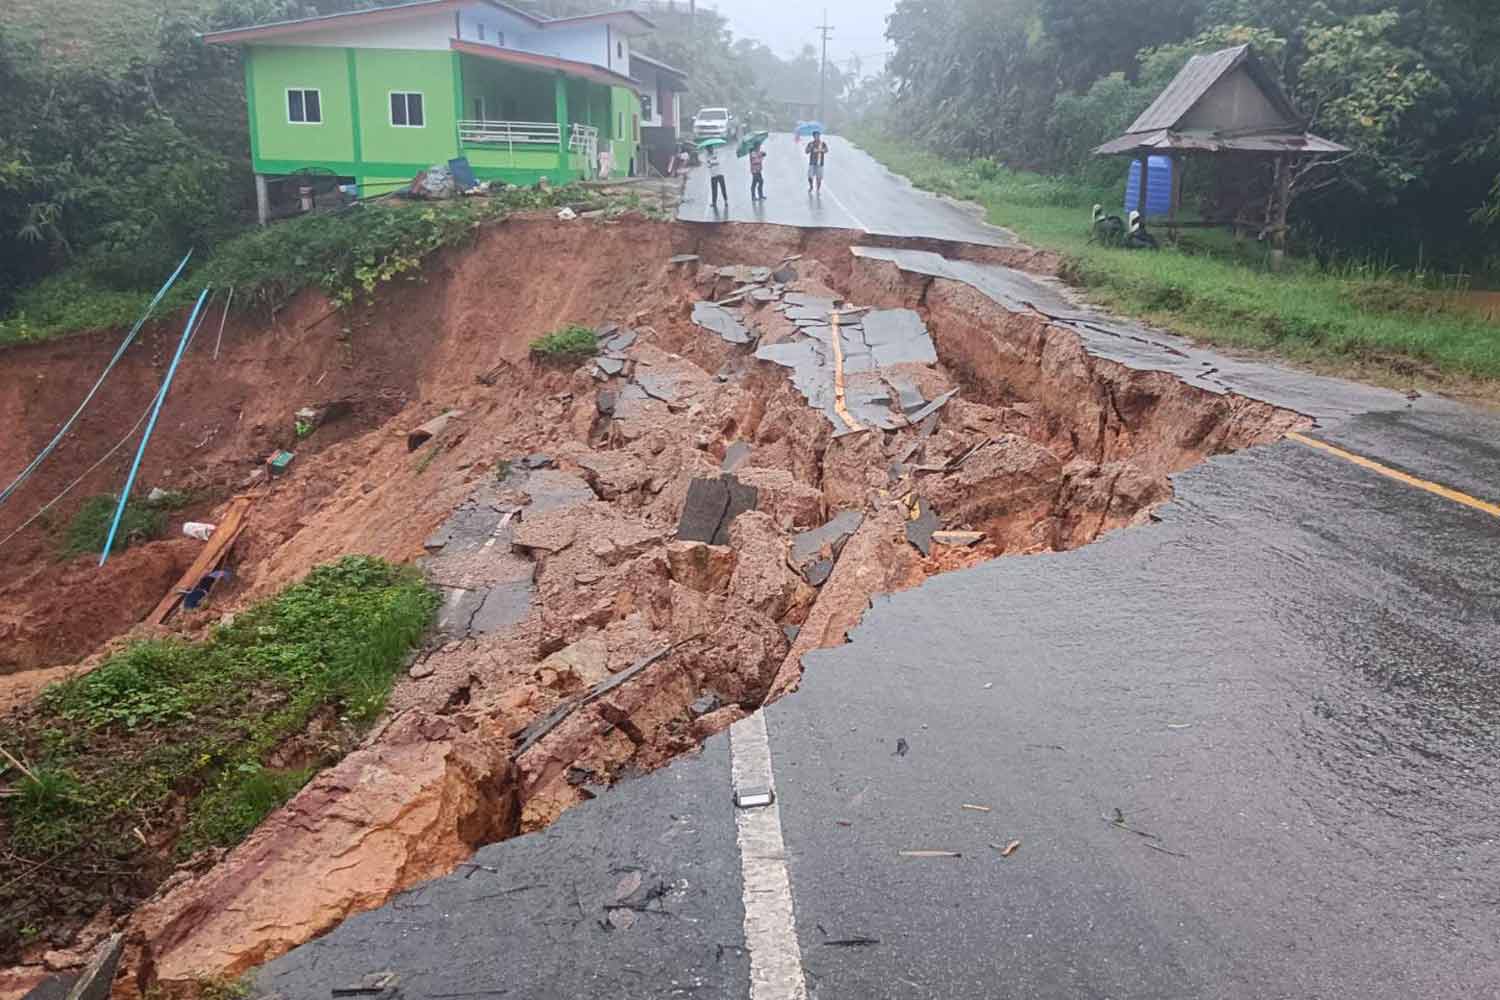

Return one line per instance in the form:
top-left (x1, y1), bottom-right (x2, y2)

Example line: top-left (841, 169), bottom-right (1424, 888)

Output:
top-left (1271, 154), bottom-right (1291, 272)
top-left (255, 173), bottom-right (270, 226)
top-left (555, 74), bottom-right (570, 179)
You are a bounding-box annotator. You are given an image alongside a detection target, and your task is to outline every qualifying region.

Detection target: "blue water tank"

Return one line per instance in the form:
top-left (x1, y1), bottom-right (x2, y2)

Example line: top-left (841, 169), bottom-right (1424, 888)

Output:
top-left (1124, 156), bottom-right (1174, 218)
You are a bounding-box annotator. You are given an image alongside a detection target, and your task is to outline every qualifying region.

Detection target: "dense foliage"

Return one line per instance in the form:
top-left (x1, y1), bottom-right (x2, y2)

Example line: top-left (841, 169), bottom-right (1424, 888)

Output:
top-left (874, 0), bottom-right (1500, 273)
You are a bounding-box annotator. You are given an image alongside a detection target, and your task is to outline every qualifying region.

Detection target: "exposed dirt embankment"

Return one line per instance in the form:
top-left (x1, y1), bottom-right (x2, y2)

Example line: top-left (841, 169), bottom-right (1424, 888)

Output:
top-left (0, 215), bottom-right (1304, 999)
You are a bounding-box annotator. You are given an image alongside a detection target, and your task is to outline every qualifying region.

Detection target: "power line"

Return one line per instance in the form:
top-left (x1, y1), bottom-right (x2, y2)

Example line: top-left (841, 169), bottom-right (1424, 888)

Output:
top-left (816, 10), bottom-right (834, 123)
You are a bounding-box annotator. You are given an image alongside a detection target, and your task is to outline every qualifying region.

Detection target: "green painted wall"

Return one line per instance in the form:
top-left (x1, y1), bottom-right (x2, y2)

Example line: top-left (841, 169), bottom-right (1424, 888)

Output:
top-left (609, 85), bottom-right (640, 177)
top-left (246, 46), bottom-right (637, 185)
top-left (249, 45), bottom-right (355, 165)
top-left (354, 48), bottom-right (459, 166)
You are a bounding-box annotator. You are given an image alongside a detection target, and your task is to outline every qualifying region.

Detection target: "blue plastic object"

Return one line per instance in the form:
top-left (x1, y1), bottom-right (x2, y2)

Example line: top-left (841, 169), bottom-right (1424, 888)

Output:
top-left (1124, 156), bottom-right (1174, 218)
top-left (99, 287), bottom-right (210, 567)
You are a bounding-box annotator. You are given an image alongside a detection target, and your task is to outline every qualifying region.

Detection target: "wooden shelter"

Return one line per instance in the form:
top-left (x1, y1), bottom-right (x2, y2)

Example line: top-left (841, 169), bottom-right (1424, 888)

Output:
top-left (1095, 45), bottom-right (1346, 265)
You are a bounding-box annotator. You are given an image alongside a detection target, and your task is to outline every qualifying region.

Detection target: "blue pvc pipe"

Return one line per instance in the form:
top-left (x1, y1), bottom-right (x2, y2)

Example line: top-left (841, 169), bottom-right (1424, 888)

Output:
top-left (99, 287), bottom-right (210, 567)
top-left (0, 250), bottom-right (193, 508)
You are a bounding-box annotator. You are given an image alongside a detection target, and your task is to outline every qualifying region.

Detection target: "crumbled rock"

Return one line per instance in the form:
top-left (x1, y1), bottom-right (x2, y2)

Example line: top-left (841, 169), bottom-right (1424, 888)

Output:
top-left (666, 541), bottom-right (736, 594)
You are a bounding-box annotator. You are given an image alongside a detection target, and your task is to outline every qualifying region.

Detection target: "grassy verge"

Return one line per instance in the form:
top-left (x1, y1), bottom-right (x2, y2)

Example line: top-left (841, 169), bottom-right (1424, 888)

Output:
top-left (0, 183), bottom-right (651, 346)
top-left (530, 324), bottom-right (600, 363)
top-left (850, 129), bottom-right (1500, 388)
top-left (60, 493), bottom-right (179, 558)
top-left (0, 555), bottom-right (438, 961)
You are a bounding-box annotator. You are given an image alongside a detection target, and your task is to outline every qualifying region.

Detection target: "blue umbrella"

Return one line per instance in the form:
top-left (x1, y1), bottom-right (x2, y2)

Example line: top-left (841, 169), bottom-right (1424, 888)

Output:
top-left (795, 121), bottom-right (826, 136)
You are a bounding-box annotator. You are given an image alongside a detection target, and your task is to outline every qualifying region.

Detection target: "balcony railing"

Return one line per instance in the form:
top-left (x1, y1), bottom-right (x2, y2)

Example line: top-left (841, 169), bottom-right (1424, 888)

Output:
top-left (457, 120), bottom-right (561, 146)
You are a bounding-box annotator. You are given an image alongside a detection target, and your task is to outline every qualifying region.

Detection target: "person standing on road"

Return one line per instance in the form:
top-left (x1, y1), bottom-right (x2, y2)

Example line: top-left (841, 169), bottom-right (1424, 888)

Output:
top-left (707, 145), bottom-right (728, 210)
top-left (806, 131), bottom-right (829, 195)
top-left (749, 146), bottom-right (767, 201)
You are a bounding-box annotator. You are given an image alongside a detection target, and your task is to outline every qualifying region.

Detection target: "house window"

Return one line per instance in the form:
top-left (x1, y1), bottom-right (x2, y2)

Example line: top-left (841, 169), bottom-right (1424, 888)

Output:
top-left (477, 22), bottom-right (485, 40)
top-left (617, 111), bottom-right (623, 137)
top-left (633, 114), bottom-right (639, 142)
top-left (640, 94), bottom-right (653, 121)
top-left (617, 41), bottom-right (624, 60)
top-left (287, 88), bottom-right (322, 124)
top-left (390, 92), bottom-right (425, 128)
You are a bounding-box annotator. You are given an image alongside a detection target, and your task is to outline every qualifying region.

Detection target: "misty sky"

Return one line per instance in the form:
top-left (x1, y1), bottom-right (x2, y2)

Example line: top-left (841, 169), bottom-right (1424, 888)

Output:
top-left (700, 0), bottom-right (896, 75)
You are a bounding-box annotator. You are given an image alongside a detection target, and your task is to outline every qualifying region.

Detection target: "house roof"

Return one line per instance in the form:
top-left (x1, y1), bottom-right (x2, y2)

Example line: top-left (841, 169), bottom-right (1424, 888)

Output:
top-left (203, 0), bottom-right (471, 44)
top-left (547, 10), bottom-right (655, 35)
top-left (450, 38), bottom-right (639, 89)
top-left (1096, 44), bottom-right (1346, 158)
top-left (1094, 128), bottom-right (1347, 156)
top-left (204, 0), bottom-right (653, 45)
top-left (630, 52), bottom-right (688, 88)
top-left (1127, 45), bottom-right (1301, 134)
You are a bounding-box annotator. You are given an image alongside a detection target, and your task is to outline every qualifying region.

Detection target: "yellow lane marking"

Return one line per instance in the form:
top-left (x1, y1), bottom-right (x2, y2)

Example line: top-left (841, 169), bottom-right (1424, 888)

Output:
top-left (829, 309), bottom-right (863, 433)
top-left (1286, 431), bottom-right (1500, 519)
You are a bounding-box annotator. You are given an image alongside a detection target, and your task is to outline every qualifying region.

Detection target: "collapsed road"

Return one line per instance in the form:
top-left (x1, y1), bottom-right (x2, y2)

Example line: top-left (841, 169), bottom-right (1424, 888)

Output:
top-left (2, 135), bottom-right (1498, 1000)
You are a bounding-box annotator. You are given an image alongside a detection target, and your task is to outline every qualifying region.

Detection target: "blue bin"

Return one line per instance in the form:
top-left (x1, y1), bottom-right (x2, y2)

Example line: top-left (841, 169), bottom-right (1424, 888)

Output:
top-left (1124, 156), bottom-right (1174, 218)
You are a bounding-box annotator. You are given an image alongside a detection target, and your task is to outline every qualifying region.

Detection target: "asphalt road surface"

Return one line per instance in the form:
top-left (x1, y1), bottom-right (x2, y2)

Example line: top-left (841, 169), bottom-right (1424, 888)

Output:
top-left (676, 133), bottom-right (1014, 246)
top-left (257, 138), bottom-right (1500, 999)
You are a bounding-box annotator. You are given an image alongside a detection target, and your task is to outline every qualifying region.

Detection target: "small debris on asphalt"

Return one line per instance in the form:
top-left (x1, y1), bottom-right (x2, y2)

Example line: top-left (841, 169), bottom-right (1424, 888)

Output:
top-left (933, 530), bottom-right (985, 547)
top-left (899, 850), bottom-right (962, 859)
top-left (822, 936), bottom-right (881, 947)
top-left (995, 840), bottom-right (1022, 857)
top-left (893, 737), bottom-right (909, 757)
top-left (331, 972), bottom-right (399, 997)
top-left (961, 803), bottom-right (992, 813)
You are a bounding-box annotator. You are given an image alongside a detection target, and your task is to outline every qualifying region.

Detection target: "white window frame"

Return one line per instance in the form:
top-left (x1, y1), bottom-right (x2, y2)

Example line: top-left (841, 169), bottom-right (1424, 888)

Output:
top-left (286, 87), bottom-right (323, 125)
top-left (472, 95), bottom-right (487, 121)
top-left (389, 91), bottom-right (426, 128)
top-left (477, 22), bottom-right (486, 40)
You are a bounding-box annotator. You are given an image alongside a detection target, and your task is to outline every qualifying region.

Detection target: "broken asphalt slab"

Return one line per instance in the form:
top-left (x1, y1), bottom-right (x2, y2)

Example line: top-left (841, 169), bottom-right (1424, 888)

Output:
top-left (791, 510), bottom-right (865, 584)
top-left (691, 302), bottom-right (753, 345)
top-left (677, 475), bottom-right (759, 546)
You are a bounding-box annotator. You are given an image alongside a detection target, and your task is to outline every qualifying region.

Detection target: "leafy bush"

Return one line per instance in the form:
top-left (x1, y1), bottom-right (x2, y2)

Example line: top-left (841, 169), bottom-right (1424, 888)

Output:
top-left (530, 324), bottom-right (599, 361)
top-left (4, 555), bottom-right (438, 867)
top-left (62, 494), bottom-right (166, 557)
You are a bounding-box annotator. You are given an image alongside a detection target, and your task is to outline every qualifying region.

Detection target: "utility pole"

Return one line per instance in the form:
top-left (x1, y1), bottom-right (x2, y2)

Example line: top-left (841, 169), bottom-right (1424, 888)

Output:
top-left (817, 10), bottom-right (834, 125)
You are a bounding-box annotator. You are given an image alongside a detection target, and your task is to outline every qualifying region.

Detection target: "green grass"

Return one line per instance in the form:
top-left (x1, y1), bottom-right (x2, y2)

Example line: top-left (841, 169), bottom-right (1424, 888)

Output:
top-left (61, 494), bottom-right (167, 558)
top-left (0, 185), bottom-right (588, 345)
top-left (0, 555), bottom-right (438, 962)
top-left (530, 324), bottom-right (600, 362)
top-left (850, 129), bottom-right (1500, 386)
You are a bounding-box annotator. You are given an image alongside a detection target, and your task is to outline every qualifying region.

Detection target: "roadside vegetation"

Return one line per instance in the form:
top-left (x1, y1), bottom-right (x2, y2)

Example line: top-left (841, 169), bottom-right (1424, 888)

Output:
top-left (530, 324), bottom-right (601, 363)
top-left (60, 494), bottom-right (169, 558)
top-left (853, 131), bottom-right (1500, 385)
top-left (0, 555), bottom-right (438, 962)
top-left (0, 186), bottom-right (592, 345)
top-left (848, 0), bottom-right (1500, 390)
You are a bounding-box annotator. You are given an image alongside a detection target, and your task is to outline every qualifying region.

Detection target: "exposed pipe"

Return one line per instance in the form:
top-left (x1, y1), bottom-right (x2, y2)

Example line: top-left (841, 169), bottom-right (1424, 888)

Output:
top-left (99, 287), bottom-right (210, 567)
top-left (0, 251), bottom-right (192, 509)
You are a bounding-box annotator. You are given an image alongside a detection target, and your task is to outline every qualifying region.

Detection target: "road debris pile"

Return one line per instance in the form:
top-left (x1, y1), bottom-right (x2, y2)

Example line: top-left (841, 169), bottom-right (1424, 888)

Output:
top-left (0, 215), bottom-right (1304, 997)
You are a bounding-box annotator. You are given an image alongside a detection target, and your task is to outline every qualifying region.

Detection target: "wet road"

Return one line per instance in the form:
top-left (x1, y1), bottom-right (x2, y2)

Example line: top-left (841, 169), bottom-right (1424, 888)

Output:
top-left (676, 134), bottom-right (1014, 246)
top-left (257, 139), bottom-right (1500, 998)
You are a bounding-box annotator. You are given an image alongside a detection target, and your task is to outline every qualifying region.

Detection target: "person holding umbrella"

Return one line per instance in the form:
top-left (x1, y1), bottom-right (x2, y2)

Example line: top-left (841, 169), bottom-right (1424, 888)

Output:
top-left (739, 131), bottom-right (770, 201)
top-left (700, 137), bottom-right (729, 210)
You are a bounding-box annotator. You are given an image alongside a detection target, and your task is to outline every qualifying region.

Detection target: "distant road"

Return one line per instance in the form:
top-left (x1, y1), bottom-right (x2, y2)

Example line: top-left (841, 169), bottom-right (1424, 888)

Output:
top-left (675, 132), bottom-right (1015, 246)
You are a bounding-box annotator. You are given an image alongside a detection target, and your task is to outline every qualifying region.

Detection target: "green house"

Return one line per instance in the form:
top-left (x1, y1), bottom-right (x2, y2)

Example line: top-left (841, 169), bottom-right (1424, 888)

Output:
top-left (204, 0), bottom-right (661, 218)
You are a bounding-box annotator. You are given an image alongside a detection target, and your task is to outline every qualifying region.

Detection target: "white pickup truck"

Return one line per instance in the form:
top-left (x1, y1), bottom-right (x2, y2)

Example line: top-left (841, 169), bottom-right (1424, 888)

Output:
top-left (692, 107), bottom-right (738, 141)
